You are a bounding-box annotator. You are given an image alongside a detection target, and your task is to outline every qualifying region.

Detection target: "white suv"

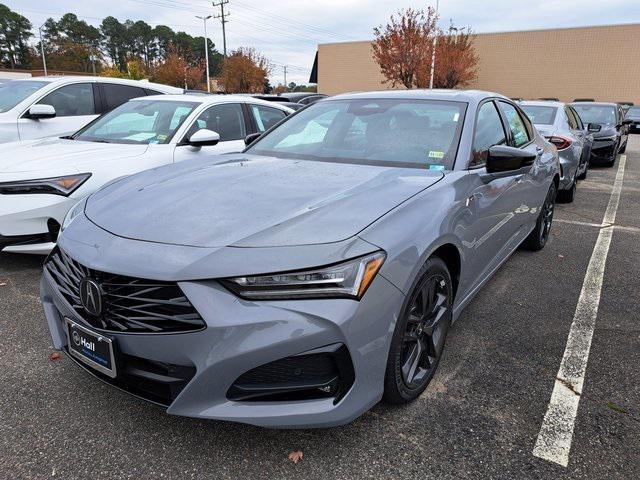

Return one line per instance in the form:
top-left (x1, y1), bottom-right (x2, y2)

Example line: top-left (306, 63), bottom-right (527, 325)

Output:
top-left (0, 77), bottom-right (182, 143)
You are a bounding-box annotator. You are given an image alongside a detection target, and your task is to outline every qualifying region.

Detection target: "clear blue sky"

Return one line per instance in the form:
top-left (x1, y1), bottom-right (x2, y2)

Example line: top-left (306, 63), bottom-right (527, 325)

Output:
top-left (4, 0), bottom-right (639, 85)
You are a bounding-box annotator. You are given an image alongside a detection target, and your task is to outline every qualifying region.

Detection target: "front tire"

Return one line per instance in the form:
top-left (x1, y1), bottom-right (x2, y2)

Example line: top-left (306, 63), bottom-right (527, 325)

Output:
top-left (383, 257), bottom-right (453, 405)
top-left (522, 182), bottom-right (556, 251)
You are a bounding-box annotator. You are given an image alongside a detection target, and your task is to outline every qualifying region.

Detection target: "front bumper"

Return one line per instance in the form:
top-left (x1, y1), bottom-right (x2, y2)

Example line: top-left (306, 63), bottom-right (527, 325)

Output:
top-left (589, 139), bottom-right (617, 163)
top-left (0, 193), bottom-right (73, 254)
top-left (41, 247), bottom-right (405, 428)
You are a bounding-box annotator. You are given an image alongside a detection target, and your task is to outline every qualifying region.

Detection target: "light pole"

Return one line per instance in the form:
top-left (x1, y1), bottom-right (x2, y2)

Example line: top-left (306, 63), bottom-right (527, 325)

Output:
top-left (38, 24), bottom-right (48, 76)
top-left (196, 15), bottom-right (212, 92)
top-left (429, 0), bottom-right (440, 90)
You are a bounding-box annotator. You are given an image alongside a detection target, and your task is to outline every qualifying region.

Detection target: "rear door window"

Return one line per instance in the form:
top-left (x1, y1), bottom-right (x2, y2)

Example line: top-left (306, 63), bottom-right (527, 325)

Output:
top-left (250, 104), bottom-right (287, 133)
top-left (101, 84), bottom-right (147, 112)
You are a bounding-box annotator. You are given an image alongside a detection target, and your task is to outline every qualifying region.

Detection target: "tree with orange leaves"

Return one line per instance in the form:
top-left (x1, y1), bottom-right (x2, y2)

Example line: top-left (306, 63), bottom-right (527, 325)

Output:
top-left (372, 7), bottom-right (438, 89)
top-left (151, 46), bottom-right (205, 89)
top-left (219, 47), bottom-right (272, 93)
top-left (428, 26), bottom-right (479, 89)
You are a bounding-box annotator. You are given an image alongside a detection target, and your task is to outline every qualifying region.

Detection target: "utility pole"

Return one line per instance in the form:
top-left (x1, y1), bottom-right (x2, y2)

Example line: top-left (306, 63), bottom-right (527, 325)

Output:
top-left (196, 15), bottom-right (212, 92)
top-left (38, 24), bottom-right (48, 76)
top-left (213, 0), bottom-right (230, 57)
top-left (283, 65), bottom-right (287, 91)
top-left (429, 0), bottom-right (440, 90)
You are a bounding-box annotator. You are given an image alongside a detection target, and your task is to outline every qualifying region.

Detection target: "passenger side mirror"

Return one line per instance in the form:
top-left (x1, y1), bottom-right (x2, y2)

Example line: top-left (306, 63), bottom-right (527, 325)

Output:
top-left (244, 133), bottom-right (262, 146)
top-left (188, 129), bottom-right (220, 147)
top-left (486, 145), bottom-right (536, 174)
top-left (27, 104), bottom-right (56, 120)
top-left (587, 123), bottom-right (602, 132)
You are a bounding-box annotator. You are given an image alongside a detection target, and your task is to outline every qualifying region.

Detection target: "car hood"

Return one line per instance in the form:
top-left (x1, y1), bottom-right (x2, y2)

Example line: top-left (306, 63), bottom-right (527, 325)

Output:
top-left (0, 137), bottom-right (149, 175)
top-left (86, 154), bottom-right (444, 248)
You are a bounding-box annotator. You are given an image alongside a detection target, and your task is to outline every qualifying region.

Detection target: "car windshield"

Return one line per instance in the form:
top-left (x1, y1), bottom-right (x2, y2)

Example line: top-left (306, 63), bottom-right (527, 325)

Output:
top-left (521, 105), bottom-right (557, 125)
top-left (572, 105), bottom-right (617, 125)
top-left (247, 99), bottom-right (466, 169)
top-left (74, 100), bottom-right (199, 144)
top-left (0, 80), bottom-right (49, 113)
top-left (626, 106), bottom-right (640, 116)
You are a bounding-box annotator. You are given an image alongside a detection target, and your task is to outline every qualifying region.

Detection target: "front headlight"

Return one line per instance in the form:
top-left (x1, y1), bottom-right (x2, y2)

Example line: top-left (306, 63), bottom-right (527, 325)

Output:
top-left (0, 173), bottom-right (91, 196)
top-left (221, 251), bottom-right (386, 300)
top-left (61, 197), bottom-right (87, 231)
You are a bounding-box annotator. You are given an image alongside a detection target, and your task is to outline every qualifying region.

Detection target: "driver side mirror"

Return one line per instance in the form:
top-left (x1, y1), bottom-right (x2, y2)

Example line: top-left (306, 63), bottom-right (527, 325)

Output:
top-left (188, 129), bottom-right (220, 147)
top-left (27, 104), bottom-right (56, 120)
top-left (244, 133), bottom-right (261, 146)
top-left (622, 118), bottom-right (633, 126)
top-left (587, 123), bottom-right (602, 132)
top-left (486, 145), bottom-right (536, 174)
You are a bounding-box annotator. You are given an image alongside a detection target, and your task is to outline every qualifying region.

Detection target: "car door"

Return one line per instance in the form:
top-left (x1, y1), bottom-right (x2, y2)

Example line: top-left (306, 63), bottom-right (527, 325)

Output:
top-left (247, 103), bottom-right (288, 134)
top-left (565, 106), bottom-right (589, 170)
top-left (17, 82), bottom-right (98, 140)
top-left (458, 100), bottom-right (527, 289)
top-left (174, 103), bottom-right (248, 163)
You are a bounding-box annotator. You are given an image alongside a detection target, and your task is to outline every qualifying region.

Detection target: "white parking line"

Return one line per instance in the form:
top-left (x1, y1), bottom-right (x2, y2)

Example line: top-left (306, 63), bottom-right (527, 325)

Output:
top-left (533, 155), bottom-right (627, 467)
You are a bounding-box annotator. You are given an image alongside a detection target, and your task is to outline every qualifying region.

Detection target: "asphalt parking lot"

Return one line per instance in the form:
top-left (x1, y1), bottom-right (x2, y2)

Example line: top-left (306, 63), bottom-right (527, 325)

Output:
top-left (1, 137), bottom-right (638, 480)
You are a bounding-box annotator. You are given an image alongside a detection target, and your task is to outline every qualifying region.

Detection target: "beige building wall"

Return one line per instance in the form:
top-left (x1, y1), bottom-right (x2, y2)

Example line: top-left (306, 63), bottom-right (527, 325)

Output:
top-left (317, 23), bottom-right (640, 104)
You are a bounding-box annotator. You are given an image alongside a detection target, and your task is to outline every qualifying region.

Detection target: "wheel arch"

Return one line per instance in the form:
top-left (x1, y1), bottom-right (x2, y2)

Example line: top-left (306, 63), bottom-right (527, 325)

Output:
top-left (430, 243), bottom-right (461, 301)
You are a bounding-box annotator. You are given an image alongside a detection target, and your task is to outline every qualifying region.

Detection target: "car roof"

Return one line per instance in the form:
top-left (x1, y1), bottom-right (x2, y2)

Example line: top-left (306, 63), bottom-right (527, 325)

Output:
top-left (139, 93), bottom-right (294, 110)
top-left (570, 101), bottom-right (619, 107)
top-left (520, 100), bottom-right (565, 108)
top-left (329, 89), bottom-right (507, 103)
top-left (10, 76), bottom-right (181, 93)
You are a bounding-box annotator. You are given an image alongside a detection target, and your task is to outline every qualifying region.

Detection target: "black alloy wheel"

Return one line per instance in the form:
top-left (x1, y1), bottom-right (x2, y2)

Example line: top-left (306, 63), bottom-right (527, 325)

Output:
top-left (522, 182), bottom-right (556, 251)
top-left (383, 257), bottom-right (453, 404)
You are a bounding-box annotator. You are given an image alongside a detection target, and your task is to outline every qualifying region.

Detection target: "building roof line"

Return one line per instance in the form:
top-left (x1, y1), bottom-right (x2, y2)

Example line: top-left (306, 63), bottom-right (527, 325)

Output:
top-left (317, 21), bottom-right (640, 47)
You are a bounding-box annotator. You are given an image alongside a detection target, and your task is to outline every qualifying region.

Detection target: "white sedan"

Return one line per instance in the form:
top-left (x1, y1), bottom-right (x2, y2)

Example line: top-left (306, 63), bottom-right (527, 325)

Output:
top-left (0, 94), bottom-right (293, 254)
top-left (0, 76), bottom-right (182, 143)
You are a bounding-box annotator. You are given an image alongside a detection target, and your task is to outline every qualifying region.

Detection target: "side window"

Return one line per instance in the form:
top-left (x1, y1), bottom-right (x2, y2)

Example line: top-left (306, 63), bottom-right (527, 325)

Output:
top-left (184, 103), bottom-right (246, 142)
top-left (101, 84), bottom-right (147, 112)
top-left (37, 83), bottom-right (95, 117)
top-left (565, 108), bottom-right (578, 130)
top-left (471, 102), bottom-right (507, 167)
top-left (144, 88), bottom-right (164, 96)
top-left (499, 101), bottom-right (531, 147)
top-left (568, 107), bottom-right (583, 130)
top-left (251, 105), bottom-right (287, 133)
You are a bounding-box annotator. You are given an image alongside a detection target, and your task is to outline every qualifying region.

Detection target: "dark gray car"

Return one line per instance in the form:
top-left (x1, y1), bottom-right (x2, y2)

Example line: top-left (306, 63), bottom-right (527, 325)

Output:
top-left (41, 90), bottom-right (560, 428)
top-left (571, 102), bottom-right (632, 167)
top-left (521, 100), bottom-right (593, 202)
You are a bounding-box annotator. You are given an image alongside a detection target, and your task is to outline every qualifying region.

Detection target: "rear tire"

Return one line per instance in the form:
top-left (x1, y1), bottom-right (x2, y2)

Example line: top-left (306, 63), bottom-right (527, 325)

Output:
top-left (383, 257), bottom-right (453, 405)
top-left (558, 180), bottom-right (576, 203)
top-left (577, 166), bottom-right (587, 180)
top-left (522, 182), bottom-right (556, 251)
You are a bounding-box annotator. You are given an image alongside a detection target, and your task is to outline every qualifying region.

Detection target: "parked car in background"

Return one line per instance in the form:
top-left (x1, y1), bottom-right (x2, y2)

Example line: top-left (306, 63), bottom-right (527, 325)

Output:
top-left (521, 100), bottom-right (593, 202)
top-left (573, 98), bottom-right (595, 102)
top-left (0, 77), bottom-right (182, 144)
top-left (278, 92), bottom-right (328, 105)
top-left (41, 90), bottom-right (559, 428)
top-left (538, 97), bottom-right (559, 101)
top-left (570, 102), bottom-right (632, 166)
top-left (0, 94), bottom-right (292, 254)
top-left (625, 106), bottom-right (640, 133)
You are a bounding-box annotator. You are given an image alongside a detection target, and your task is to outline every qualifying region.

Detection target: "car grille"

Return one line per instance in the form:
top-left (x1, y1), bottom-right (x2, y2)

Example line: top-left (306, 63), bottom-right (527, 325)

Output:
top-left (45, 247), bottom-right (205, 334)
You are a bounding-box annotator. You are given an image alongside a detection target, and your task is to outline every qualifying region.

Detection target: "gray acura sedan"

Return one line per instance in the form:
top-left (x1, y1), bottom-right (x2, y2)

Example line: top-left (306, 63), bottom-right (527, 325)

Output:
top-left (41, 90), bottom-right (560, 428)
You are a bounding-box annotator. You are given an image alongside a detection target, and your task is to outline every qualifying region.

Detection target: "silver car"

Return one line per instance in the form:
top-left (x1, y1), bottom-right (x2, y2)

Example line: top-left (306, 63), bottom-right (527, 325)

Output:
top-left (41, 90), bottom-right (559, 428)
top-left (520, 101), bottom-right (593, 202)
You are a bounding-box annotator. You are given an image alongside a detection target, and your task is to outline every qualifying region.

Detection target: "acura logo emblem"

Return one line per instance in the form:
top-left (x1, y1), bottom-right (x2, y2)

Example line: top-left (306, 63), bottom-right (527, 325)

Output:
top-left (79, 278), bottom-right (103, 317)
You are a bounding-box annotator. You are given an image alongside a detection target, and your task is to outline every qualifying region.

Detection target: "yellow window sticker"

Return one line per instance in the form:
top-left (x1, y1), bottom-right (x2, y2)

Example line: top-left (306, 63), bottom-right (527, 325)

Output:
top-left (156, 134), bottom-right (168, 141)
top-left (428, 151), bottom-right (445, 159)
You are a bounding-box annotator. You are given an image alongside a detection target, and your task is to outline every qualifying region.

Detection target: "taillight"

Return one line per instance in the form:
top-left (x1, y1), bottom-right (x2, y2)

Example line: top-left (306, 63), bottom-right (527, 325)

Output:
top-left (546, 136), bottom-right (572, 150)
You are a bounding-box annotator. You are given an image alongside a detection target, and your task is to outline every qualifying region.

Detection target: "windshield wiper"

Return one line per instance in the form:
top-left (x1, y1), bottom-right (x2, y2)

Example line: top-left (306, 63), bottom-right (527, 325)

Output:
top-left (59, 135), bottom-right (75, 140)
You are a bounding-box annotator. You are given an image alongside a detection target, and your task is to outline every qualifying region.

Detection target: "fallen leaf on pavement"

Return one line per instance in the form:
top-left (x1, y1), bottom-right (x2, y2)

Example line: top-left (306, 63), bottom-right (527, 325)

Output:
top-left (0, 282), bottom-right (6, 286)
top-left (49, 352), bottom-right (62, 361)
top-left (288, 451), bottom-right (303, 464)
